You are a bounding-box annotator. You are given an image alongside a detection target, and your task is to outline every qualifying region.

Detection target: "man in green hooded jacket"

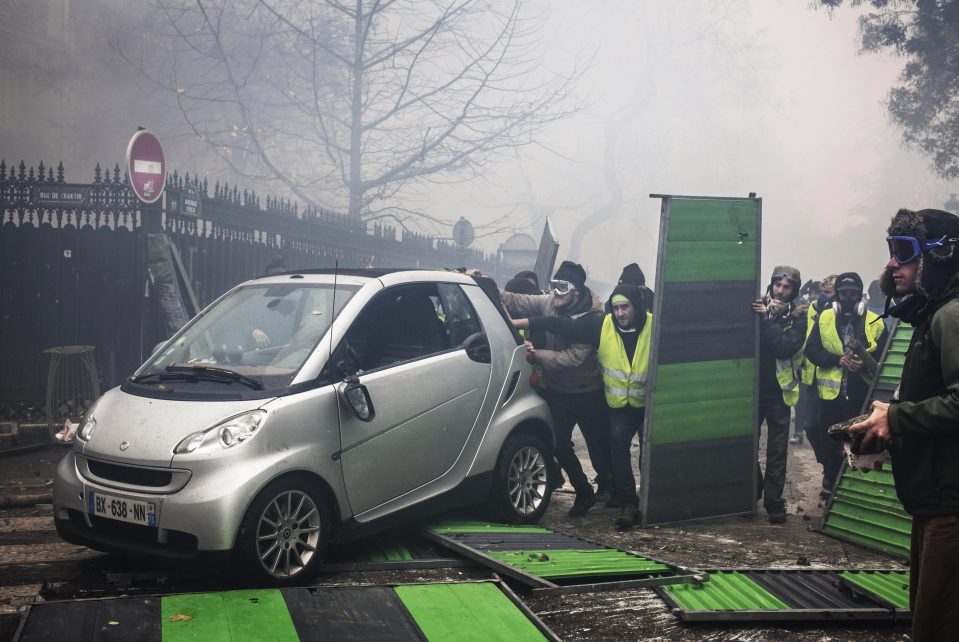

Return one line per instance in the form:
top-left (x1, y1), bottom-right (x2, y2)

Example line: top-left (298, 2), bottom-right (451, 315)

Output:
top-left (851, 208), bottom-right (959, 642)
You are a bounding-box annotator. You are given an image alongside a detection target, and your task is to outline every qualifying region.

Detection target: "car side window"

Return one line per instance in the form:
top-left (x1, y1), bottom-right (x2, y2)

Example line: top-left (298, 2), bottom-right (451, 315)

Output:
top-left (343, 283), bottom-right (451, 371)
top-left (438, 283), bottom-right (483, 347)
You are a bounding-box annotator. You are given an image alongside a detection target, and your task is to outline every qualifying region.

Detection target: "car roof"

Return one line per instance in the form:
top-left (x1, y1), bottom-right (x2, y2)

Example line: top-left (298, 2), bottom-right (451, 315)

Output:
top-left (246, 268), bottom-right (476, 286)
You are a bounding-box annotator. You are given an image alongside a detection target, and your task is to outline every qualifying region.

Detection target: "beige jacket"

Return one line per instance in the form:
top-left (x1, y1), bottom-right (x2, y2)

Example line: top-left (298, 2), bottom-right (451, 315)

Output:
top-left (499, 289), bottom-right (603, 394)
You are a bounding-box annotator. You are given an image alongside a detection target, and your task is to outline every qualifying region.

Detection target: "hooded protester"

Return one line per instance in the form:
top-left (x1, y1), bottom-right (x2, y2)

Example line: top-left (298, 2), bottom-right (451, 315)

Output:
top-left (499, 261), bottom-right (613, 517)
top-left (511, 281), bottom-right (652, 530)
top-left (617, 262), bottom-right (654, 308)
top-left (805, 271), bottom-right (887, 496)
top-left (752, 266), bottom-right (807, 523)
top-left (850, 208), bottom-right (959, 641)
top-left (797, 274), bottom-right (837, 460)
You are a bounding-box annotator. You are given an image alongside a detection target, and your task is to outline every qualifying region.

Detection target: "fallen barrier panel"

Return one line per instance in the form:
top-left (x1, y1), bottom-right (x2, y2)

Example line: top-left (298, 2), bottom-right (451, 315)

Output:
top-left (819, 319), bottom-right (913, 559)
top-left (14, 580), bottom-right (558, 642)
top-left (820, 466), bottom-right (911, 560)
top-left (641, 195), bottom-right (761, 526)
top-left (320, 530), bottom-right (471, 572)
top-left (422, 520), bottom-right (701, 595)
top-left (657, 569), bottom-right (909, 623)
top-left (839, 570), bottom-right (910, 621)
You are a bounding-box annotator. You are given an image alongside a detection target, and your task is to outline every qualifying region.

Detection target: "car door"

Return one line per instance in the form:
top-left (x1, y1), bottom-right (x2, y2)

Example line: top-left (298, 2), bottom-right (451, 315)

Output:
top-left (337, 282), bottom-right (493, 515)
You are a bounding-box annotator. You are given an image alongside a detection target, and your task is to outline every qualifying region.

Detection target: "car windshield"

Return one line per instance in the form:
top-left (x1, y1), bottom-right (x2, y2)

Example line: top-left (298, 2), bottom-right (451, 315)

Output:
top-left (133, 282), bottom-right (359, 393)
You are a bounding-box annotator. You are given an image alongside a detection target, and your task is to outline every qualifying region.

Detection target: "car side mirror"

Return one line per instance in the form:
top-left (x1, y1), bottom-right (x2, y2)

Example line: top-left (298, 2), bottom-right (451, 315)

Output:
top-left (151, 340), bottom-right (169, 357)
top-left (343, 375), bottom-right (375, 421)
top-left (463, 332), bottom-right (491, 364)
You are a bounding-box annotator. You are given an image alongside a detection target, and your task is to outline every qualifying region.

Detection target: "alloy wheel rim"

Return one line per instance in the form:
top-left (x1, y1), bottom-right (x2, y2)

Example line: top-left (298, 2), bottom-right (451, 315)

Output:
top-left (255, 489), bottom-right (322, 578)
top-left (507, 446), bottom-right (548, 515)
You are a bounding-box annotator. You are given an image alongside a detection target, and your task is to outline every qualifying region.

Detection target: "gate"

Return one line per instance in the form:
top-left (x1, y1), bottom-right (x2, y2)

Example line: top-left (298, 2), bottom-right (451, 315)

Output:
top-left (0, 159), bottom-right (499, 419)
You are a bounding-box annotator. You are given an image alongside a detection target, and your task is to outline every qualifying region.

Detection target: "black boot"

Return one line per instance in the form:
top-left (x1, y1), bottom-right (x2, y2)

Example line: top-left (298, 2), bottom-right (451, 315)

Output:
top-left (615, 504), bottom-right (640, 530)
top-left (568, 489), bottom-right (596, 517)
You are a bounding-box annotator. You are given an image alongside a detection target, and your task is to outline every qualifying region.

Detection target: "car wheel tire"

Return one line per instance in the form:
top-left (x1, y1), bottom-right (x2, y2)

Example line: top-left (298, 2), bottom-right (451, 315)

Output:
top-left (487, 433), bottom-right (553, 524)
top-left (236, 476), bottom-right (330, 585)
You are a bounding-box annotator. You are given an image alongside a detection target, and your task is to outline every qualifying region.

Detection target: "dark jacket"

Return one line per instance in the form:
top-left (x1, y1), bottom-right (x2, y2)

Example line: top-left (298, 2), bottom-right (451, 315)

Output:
top-left (499, 287), bottom-right (603, 393)
top-left (888, 277), bottom-right (959, 516)
top-left (758, 304), bottom-right (807, 405)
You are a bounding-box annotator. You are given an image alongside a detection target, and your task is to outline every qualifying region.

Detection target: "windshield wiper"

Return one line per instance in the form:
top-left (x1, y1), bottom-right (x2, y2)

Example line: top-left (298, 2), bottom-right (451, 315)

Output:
top-left (165, 365), bottom-right (264, 390)
top-left (130, 366), bottom-right (263, 390)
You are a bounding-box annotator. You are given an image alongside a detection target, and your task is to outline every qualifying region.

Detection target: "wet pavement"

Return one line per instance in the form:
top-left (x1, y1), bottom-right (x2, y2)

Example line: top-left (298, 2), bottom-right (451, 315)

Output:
top-left (0, 435), bottom-right (911, 641)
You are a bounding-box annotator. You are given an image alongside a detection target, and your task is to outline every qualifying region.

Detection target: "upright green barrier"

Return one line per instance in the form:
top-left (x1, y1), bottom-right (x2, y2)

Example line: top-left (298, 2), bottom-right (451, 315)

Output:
top-left (641, 195), bottom-right (761, 525)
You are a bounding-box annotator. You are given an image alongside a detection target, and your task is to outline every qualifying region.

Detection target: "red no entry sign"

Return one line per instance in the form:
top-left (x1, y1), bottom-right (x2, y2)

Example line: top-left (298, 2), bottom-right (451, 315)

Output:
top-left (126, 130), bottom-right (165, 204)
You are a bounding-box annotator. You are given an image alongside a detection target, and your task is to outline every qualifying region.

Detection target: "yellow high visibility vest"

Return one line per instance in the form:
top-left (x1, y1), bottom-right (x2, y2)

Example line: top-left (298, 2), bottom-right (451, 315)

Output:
top-left (800, 303), bottom-right (821, 386)
top-left (597, 312), bottom-right (652, 408)
top-left (776, 350), bottom-right (804, 407)
top-left (815, 307), bottom-right (883, 401)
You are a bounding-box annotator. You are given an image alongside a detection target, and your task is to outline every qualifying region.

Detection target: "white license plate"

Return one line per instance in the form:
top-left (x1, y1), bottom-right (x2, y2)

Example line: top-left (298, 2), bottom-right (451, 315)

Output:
top-left (88, 491), bottom-right (156, 527)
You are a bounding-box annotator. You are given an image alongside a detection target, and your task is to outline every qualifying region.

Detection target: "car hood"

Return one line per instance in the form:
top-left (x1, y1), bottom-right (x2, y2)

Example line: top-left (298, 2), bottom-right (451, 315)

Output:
top-left (78, 387), bottom-right (272, 467)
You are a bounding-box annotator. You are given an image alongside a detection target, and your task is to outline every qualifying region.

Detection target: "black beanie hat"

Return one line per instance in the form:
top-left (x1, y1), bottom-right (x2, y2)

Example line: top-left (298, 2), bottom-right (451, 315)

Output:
top-left (553, 260), bottom-right (587, 291)
top-left (504, 277), bottom-right (541, 295)
top-left (618, 263), bottom-right (646, 287)
top-left (835, 272), bottom-right (864, 295)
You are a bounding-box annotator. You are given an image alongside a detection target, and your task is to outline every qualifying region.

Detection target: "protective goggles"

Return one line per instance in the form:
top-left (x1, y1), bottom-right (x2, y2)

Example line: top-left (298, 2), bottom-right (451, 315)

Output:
top-left (549, 279), bottom-right (577, 296)
top-left (887, 235), bottom-right (958, 264)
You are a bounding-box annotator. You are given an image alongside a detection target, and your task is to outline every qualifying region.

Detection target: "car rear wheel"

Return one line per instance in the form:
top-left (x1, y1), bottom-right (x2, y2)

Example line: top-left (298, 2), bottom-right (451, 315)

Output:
top-left (236, 476), bottom-right (330, 584)
top-left (487, 433), bottom-right (552, 524)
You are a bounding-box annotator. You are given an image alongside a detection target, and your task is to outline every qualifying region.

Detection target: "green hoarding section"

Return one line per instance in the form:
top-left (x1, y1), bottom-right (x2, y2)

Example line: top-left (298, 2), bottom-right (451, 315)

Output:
top-left (648, 359), bottom-right (755, 444)
top-left (662, 572), bottom-right (788, 611)
top-left (640, 196), bottom-right (760, 526)
top-left (821, 466), bottom-right (911, 559)
top-left (17, 582), bottom-right (556, 642)
top-left (485, 549), bottom-right (671, 579)
top-left (161, 590), bottom-right (300, 642)
top-left (840, 570), bottom-right (910, 609)
top-left (395, 583), bottom-right (547, 642)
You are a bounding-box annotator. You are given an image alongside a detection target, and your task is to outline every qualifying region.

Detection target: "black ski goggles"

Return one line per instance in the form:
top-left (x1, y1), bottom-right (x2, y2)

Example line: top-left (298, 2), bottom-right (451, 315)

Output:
top-left (886, 235), bottom-right (958, 264)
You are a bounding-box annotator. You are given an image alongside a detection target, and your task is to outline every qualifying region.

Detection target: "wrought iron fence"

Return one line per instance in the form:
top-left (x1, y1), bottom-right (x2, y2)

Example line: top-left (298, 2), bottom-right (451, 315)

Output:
top-left (0, 159), bottom-right (499, 420)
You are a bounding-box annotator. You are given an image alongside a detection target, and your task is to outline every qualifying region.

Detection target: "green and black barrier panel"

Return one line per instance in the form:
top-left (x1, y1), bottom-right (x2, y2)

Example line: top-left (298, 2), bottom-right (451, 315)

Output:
top-left (14, 580), bottom-right (559, 642)
top-left (421, 520), bottom-right (702, 596)
top-left (640, 195), bottom-right (761, 526)
top-left (656, 569), bottom-right (909, 623)
top-left (867, 319), bottom-right (913, 403)
top-left (320, 530), bottom-right (471, 572)
top-left (819, 319), bottom-right (913, 560)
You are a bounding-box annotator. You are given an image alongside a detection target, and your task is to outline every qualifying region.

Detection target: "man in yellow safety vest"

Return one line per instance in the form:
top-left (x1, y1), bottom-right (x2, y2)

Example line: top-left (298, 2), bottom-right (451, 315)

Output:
top-left (805, 272), bottom-right (887, 496)
top-left (753, 266), bottom-right (808, 523)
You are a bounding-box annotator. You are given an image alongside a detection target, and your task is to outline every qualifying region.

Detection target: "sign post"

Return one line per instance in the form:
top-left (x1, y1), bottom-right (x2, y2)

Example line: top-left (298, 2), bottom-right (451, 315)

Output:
top-left (126, 130), bottom-right (165, 204)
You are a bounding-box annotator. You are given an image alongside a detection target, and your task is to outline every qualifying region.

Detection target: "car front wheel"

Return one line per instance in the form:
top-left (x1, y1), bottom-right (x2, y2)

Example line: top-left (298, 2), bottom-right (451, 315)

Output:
top-left (487, 433), bottom-right (552, 524)
top-left (236, 476), bottom-right (330, 584)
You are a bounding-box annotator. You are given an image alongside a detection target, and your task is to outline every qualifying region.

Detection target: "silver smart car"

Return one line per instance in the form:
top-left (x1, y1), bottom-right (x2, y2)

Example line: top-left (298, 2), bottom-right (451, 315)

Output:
top-left (54, 269), bottom-right (554, 583)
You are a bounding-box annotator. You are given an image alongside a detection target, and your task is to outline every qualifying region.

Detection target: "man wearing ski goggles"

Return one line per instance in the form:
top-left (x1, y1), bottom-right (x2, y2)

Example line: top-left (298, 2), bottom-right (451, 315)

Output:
top-left (549, 279), bottom-right (578, 297)
top-left (886, 235), bottom-right (959, 265)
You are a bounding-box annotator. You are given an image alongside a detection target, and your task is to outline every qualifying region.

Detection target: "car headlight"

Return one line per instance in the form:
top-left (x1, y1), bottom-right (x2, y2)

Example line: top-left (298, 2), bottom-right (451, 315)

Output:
top-left (174, 410), bottom-right (267, 454)
top-left (77, 402), bottom-right (99, 441)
